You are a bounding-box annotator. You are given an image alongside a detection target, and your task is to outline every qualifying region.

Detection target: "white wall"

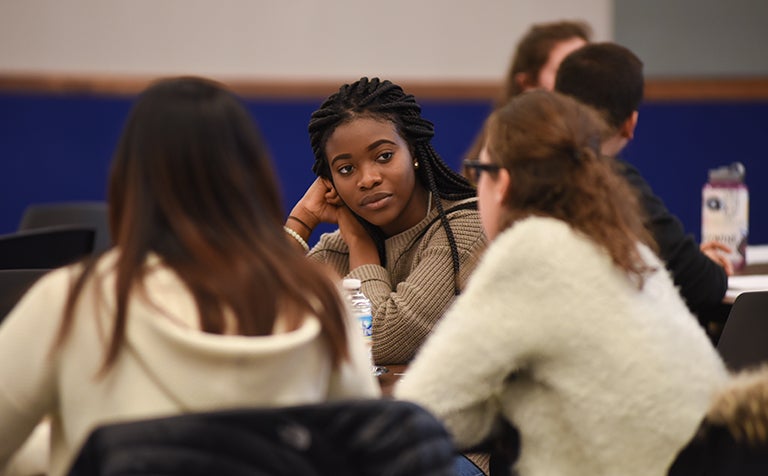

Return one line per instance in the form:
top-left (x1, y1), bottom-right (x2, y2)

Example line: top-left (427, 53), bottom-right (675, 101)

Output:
top-left (0, 0), bottom-right (612, 81)
top-left (615, 0), bottom-right (768, 76)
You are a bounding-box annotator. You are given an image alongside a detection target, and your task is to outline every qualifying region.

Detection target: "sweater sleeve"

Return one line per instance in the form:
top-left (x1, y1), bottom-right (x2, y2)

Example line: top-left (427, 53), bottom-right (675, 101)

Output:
top-left (351, 211), bottom-right (486, 365)
top-left (394, 296), bottom-right (512, 449)
top-left (394, 224), bottom-right (540, 448)
top-left (0, 269), bottom-right (67, 469)
top-left (619, 160), bottom-right (728, 316)
top-left (306, 231), bottom-right (350, 280)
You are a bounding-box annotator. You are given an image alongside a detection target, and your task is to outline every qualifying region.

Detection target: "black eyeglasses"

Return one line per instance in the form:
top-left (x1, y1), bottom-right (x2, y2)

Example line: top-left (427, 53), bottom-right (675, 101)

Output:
top-left (462, 159), bottom-right (501, 185)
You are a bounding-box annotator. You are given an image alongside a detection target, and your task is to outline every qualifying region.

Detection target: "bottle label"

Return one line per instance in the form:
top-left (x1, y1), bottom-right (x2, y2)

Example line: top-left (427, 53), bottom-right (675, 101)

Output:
top-left (358, 314), bottom-right (373, 338)
top-left (702, 185), bottom-right (748, 269)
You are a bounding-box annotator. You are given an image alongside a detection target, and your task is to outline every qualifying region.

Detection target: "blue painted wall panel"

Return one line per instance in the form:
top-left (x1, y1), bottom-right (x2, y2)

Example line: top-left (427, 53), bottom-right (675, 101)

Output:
top-left (1, 93), bottom-right (765, 245)
top-left (623, 101), bottom-right (768, 243)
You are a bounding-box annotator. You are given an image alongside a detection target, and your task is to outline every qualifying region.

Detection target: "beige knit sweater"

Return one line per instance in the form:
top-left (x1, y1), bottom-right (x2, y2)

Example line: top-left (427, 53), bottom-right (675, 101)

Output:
top-left (308, 197), bottom-right (487, 365)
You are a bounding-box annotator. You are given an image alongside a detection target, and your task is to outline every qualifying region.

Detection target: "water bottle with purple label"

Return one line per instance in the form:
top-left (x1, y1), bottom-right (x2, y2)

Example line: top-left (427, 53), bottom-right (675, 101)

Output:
top-left (702, 162), bottom-right (749, 270)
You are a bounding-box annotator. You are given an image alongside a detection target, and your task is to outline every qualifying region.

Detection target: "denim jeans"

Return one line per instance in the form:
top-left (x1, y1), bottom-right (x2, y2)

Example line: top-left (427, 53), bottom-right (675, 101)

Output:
top-left (453, 454), bottom-right (485, 476)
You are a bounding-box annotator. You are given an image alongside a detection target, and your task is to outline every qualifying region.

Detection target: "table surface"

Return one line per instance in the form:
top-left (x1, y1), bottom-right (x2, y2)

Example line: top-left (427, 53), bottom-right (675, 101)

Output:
top-left (725, 262), bottom-right (768, 304)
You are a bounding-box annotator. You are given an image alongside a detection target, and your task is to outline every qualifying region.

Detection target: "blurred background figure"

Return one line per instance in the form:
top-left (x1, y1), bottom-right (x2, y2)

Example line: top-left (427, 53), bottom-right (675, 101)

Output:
top-left (554, 42), bottom-right (731, 331)
top-left (499, 20), bottom-right (592, 101)
top-left (0, 77), bottom-right (379, 476)
top-left (398, 90), bottom-right (727, 476)
top-left (465, 20), bottom-right (592, 162)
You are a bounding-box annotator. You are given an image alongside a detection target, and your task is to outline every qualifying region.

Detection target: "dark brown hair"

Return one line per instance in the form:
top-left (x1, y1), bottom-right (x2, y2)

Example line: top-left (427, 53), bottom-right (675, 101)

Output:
top-left (485, 90), bottom-right (656, 287)
top-left (555, 42), bottom-right (644, 130)
top-left (464, 21), bottom-right (591, 168)
top-left (501, 20), bottom-right (592, 103)
top-left (56, 77), bottom-right (349, 372)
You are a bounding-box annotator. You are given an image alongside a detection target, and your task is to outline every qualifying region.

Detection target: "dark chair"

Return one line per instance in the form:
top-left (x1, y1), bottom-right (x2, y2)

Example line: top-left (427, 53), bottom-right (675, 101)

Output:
top-left (18, 202), bottom-right (111, 253)
top-left (0, 268), bottom-right (49, 323)
top-left (68, 399), bottom-right (457, 476)
top-left (716, 291), bottom-right (768, 372)
top-left (0, 227), bottom-right (94, 269)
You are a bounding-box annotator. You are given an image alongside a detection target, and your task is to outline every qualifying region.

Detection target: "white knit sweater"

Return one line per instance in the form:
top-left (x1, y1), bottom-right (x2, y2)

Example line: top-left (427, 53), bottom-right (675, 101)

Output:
top-left (396, 216), bottom-right (728, 476)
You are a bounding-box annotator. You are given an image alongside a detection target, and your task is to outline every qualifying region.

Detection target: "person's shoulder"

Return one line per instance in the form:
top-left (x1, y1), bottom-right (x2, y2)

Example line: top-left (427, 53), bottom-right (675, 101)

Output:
top-left (494, 215), bottom-right (579, 249)
top-left (1, 254), bottom-right (112, 327)
top-left (31, 251), bottom-right (118, 295)
top-left (423, 198), bottom-right (485, 248)
top-left (12, 267), bottom-right (72, 307)
top-left (429, 197), bottom-right (483, 228)
top-left (484, 216), bottom-right (598, 273)
top-left (442, 197), bottom-right (479, 217)
top-left (615, 158), bottom-right (667, 203)
top-left (455, 217), bottom-right (587, 316)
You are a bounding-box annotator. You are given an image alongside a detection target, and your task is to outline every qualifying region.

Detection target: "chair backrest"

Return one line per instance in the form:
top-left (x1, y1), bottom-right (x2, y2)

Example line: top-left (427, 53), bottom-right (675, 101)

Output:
top-left (0, 227), bottom-right (94, 270)
top-left (0, 268), bottom-right (49, 323)
top-left (18, 202), bottom-right (111, 253)
top-left (67, 399), bottom-right (457, 476)
top-left (716, 291), bottom-right (768, 372)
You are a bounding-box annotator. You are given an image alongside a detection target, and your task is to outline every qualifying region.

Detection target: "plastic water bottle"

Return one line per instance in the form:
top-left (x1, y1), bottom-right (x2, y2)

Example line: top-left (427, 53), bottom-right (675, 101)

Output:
top-left (342, 279), bottom-right (372, 340)
top-left (702, 162), bottom-right (749, 270)
top-left (342, 279), bottom-right (387, 376)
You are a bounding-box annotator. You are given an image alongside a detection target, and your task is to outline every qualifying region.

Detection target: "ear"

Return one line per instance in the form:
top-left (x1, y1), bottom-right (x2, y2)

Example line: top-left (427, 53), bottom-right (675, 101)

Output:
top-left (514, 72), bottom-right (535, 92)
top-left (495, 168), bottom-right (512, 204)
top-left (321, 177), bottom-right (336, 192)
top-left (619, 111), bottom-right (639, 140)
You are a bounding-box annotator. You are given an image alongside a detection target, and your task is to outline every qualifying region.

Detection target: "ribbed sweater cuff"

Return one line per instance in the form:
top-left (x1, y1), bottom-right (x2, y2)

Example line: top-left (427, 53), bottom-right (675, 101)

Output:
top-left (347, 264), bottom-right (390, 285)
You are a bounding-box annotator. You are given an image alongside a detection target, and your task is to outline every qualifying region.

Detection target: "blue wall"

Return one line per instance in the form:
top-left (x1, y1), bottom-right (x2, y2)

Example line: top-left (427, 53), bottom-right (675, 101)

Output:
top-left (1, 92), bottom-right (766, 244)
top-left (622, 101), bottom-right (767, 244)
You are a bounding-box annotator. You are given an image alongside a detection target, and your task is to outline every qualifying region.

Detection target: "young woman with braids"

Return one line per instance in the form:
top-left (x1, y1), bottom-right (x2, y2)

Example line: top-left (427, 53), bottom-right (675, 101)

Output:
top-left (285, 77), bottom-right (487, 366)
top-left (0, 77), bottom-right (379, 476)
top-left (397, 91), bottom-right (727, 476)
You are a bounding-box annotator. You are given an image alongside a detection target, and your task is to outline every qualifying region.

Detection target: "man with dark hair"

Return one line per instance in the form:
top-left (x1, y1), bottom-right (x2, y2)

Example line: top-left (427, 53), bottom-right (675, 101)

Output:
top-left (555, 42), bottom-right (731, 329)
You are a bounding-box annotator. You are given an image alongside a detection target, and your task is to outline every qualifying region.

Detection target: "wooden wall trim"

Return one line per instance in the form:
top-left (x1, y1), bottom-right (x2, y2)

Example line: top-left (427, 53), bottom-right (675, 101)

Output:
top-left (0, 73), bottom-right (500, 100)
top-left (1, 73), bottom-right (767, 101)
top-left (644, 78), bottom-right (768, 101)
